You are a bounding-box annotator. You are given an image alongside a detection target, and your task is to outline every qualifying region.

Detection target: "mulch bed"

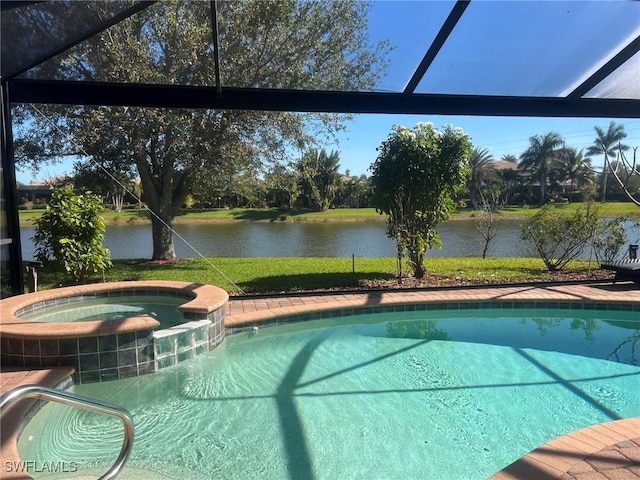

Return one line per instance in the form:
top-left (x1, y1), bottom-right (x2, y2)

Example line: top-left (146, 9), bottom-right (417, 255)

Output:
top-left (357, 268), bottom-right (617, 291)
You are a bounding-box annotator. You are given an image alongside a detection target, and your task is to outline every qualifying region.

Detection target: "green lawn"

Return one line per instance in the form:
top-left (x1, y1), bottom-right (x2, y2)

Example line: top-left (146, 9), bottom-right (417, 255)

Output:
top-left (20, 202), bottom-right (640, 226)
top-left (33, 256), bottom-right (598, 295)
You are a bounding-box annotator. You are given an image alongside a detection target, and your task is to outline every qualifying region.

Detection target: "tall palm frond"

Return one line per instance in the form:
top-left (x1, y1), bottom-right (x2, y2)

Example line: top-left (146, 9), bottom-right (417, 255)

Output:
top-left (553, 147), bottom-right (595, 202)
top-left (586, 121), bottom-right (629, 202)
top-left (467, 147), bottom-right (498, 205)
top-left (295, 148), bottom-right (341, 211)
top-left (519, 132), bottom-right (564, 204)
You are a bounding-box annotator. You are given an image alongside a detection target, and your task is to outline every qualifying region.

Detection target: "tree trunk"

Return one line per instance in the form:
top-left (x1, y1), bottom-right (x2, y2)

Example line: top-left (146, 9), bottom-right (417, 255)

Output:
top-left (601, 156), bottom-right (608, 203)
top-left (411, 251), bottom-right (425, 278)
top-left (481, 241), bottom-right (489, 260)
top-left (413, 255), bottom-right (425, 278)
top-left (134, 138), bottom-right (189, 261)
top-left (151, 214), bottom-right (176, 260)
top-left (111, 191), bottom-right (124, 212)
top-left (539, 168), bottom-right (547, 205)
top-left (569, 179), bottom-right (574, 203)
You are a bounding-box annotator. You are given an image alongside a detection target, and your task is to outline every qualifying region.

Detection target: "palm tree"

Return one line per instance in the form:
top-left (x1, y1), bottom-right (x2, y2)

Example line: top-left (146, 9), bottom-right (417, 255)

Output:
top-left (553, 147), bottom-right (595, 202)
top-left (500, 154), bottom-right (518, 164)
top-left (586, 121), bottom-right (629, 202)
top-left (519, 132), bottom-right (564, 205)
top-left (295, 148), bottom-right (341, 211)
top-left (467, 147), bottom-right (499, 206)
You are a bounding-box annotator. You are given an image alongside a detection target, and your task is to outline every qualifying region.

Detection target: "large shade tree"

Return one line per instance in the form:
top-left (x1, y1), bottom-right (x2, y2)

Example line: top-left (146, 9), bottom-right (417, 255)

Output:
top-left (15, 1), bottom-right (389, 260)
top-left (370, 122), bottom-right (472, 278)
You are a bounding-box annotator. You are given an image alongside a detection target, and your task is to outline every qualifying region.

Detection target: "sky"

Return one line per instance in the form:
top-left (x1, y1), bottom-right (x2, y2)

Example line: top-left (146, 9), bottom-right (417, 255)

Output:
top-left (14, 0), bottom-right (640, 183)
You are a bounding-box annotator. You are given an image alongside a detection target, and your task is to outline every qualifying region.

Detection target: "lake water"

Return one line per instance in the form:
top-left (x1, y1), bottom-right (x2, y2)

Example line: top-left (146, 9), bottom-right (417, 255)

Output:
top-left (19, 219), bottom-right (640, 260)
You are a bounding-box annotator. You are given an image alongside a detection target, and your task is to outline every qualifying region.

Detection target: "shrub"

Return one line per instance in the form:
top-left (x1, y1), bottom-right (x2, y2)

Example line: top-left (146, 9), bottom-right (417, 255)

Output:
top-left (33, 186), bottom-right (112, 283)
top-left (592, 216), bottom-right (629, 263)
top-left (521, 203), bottom-right (600, 271)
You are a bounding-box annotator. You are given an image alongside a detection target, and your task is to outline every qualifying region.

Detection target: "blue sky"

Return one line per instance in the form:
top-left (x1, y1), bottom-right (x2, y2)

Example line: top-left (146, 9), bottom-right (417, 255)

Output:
top-left (15, 0), bottom-right (640, 183)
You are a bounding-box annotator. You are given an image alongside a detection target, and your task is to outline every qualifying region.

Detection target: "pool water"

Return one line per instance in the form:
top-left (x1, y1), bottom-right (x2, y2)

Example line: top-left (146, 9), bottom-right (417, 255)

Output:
top-left (19, 308), bottom-right (640, 479)
top-left (19, 295), bottom-right (186, 329)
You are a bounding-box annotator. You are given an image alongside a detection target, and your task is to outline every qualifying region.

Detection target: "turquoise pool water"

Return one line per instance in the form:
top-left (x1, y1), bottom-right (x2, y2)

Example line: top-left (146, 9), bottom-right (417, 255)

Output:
top-left (18, 308), bottom-right (640, 479)
top-left (19, 295), bottom-right (186, 329)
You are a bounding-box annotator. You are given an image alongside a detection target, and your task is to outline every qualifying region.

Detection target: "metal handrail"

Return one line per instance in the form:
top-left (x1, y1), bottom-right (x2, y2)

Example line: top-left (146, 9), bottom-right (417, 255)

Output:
top-left (1, 384), bottom-right (134, 480)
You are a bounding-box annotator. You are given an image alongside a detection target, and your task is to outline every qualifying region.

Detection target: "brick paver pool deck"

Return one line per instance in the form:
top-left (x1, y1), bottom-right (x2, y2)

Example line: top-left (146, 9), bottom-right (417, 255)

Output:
top-left (2, 280), bottom-right (639, 479)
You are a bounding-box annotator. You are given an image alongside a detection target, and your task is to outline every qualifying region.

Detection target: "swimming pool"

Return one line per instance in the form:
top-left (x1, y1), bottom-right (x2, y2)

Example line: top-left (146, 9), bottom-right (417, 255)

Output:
top-left (18, 307), bottom-right (640, 479)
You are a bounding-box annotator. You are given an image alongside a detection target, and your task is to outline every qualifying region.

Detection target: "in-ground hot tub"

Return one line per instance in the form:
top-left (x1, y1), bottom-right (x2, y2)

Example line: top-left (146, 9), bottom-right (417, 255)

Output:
top-left (0, 281), bottom-right (228, 383)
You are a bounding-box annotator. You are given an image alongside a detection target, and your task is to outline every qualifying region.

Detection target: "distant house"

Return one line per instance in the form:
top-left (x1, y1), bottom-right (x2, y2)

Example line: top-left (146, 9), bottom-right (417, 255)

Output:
top-left (16, 183), bottom-right (53, 204)
top-left (490, 160), bottom-right (520, 173)
top-left (17, 177), bottom-right (73, 205)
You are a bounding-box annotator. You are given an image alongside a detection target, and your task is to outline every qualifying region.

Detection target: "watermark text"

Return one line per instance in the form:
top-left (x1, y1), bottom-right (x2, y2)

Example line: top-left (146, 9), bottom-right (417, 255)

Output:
top-left (4, 460), bottom-right (78, 474)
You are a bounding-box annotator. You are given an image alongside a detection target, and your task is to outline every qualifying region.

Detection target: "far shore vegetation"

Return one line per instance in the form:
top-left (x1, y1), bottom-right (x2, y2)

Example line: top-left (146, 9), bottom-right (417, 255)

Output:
top-left (18, 202), bottom-right (640, 226)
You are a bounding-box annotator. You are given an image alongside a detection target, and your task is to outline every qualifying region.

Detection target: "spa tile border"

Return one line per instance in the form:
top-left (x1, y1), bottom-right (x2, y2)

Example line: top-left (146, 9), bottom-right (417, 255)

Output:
top-left (1, 281), bottom-right (228, 334)
top-left (1, 327), bottom-right (156, 384)
top-left (13, 287), bottom-right (194, 319)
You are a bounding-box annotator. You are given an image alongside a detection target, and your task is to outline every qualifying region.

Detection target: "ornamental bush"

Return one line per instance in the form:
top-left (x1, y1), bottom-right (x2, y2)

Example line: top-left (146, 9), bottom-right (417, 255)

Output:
top-left (370, 122), bottom-right (472, 278)
top-left (33, 186), bottom-right (112, 283)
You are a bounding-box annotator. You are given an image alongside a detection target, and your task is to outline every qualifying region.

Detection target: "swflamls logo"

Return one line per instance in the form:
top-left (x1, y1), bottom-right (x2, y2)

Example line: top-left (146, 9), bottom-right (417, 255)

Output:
top-left (4, 460), bottom-right (78, 473)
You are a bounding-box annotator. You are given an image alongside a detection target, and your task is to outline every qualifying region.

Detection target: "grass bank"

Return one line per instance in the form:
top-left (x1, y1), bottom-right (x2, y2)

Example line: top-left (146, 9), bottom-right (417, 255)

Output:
top-left (19, 202), bottom-right (640, 226)
top-left (33, 256), bottom-right (600, 295)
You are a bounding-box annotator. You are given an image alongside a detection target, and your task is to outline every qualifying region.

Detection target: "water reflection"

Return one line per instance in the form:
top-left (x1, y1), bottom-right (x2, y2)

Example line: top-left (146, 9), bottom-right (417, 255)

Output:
top-left (380, 312), bottom-right (640, 366)
top-left (20, 218), bottom-right (638, 260)
top-left (21, 219), bottom-right (537, 259)
top-left (386, 319), bottom-right (451, 341)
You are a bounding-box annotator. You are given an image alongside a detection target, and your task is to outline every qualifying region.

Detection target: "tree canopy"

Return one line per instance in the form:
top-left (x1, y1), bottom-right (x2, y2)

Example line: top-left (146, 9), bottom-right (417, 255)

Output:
top-left (370, 122), bottom-right (472, 278)
top-left (15, 0), bottom-right (390, 260)
top-left (587, 121), bottom-right (629, 202)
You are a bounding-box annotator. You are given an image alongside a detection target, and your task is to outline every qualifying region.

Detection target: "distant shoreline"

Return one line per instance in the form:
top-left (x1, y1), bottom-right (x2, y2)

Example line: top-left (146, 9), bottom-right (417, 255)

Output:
top-left (18, 203), bottom-right (639, 227)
